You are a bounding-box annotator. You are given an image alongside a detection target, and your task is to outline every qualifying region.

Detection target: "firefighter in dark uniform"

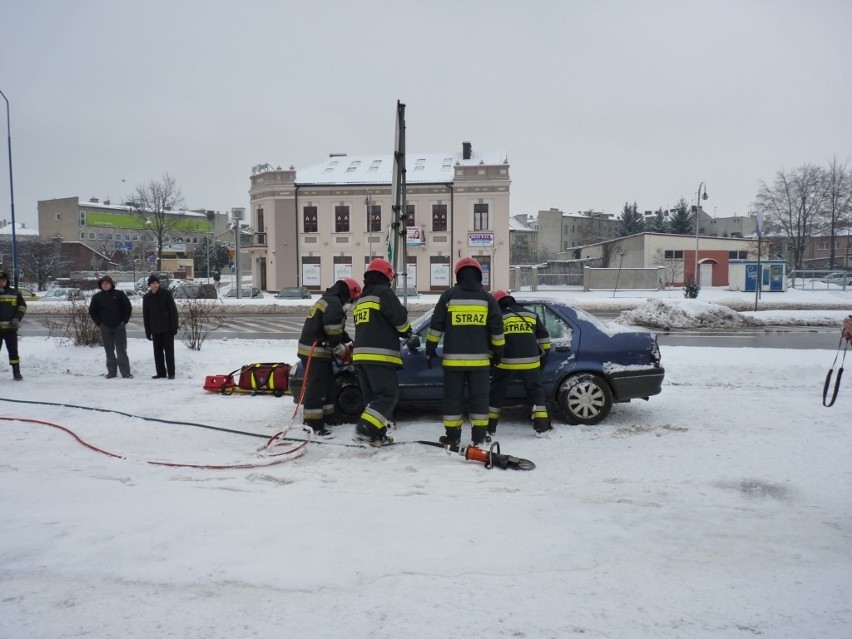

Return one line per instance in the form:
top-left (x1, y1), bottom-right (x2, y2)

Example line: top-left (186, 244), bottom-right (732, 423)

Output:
top-left (487, 290), bottom-right (553, 436)
top-left (297, 278), bottom-right (362, 436)
top-left (352, 258), bottom-right (411, 446)
top-left (426, 257), bottom-right (504, 446)
top-left (0, 271), bottom-right (26, 380)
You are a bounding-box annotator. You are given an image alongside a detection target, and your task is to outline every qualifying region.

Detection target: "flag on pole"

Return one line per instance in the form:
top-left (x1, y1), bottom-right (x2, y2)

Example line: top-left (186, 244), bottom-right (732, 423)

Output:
top-left (386, 224), bottom-right (394, 264)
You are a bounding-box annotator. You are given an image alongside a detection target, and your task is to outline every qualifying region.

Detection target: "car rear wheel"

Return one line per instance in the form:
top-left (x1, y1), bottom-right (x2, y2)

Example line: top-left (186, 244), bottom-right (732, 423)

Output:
top-left (558, 374), bottom-right (613, 425)
top-left (334, 374), bottom-right (363, 422)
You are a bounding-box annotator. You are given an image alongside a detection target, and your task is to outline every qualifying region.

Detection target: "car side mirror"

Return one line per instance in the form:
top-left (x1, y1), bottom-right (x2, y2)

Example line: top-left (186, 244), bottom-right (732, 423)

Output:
top-left (406, 334), bottom-right (421, 350)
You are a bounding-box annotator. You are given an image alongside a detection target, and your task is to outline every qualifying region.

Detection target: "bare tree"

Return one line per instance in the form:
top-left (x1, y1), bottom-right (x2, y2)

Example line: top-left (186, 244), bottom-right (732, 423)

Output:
top-left (652, 248), bottom-right (682, 287)
top-left (756, 164), bottom-right (826, 269)
top-left (129, 173), bottom-right (185, 271)
top-left (821, 157), bottom-right (852, 269)
top-left (13, 240), bottom-right (69, 290)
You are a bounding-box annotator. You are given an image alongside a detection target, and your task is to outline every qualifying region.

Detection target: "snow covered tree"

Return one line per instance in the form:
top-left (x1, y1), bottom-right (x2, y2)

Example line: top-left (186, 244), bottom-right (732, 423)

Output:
top-left (646, 207), bottom-right (669, 234)
top-left (667, 197), bottom-right (693, 235)
top-left (617, 202), bottom-right (645, 236)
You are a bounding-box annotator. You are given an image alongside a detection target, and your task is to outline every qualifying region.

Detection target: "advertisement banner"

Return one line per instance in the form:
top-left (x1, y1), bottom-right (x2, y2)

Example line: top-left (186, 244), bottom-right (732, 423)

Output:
top-left (467, 232), bottom-right (494, 247)
top-left (430, 262), bottom-right (450, 288)
top-left (406, 226), bottom-right (423, 247)
top-left (302, 263), bottom-right (321, 287)
top-left (333, 262), bottom-right (353, 281)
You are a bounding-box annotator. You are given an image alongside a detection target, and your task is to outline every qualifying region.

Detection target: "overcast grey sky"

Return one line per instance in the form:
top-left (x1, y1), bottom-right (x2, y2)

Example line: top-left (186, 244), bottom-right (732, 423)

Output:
top-left (1, 0), bottom-right (851, 229)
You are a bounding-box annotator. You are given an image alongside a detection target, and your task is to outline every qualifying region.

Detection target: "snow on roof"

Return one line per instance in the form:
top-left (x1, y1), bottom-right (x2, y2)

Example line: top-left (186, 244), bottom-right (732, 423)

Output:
top-left (509, 216), bottom-right (534, 231)
top-left (296, 149), bottom-right (508, 186)
top-left (0, 222), bottom-right (39, 236)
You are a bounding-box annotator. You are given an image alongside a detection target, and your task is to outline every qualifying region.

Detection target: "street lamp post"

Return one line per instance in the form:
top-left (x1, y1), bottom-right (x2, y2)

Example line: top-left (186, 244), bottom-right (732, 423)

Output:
top-left (694, 182), bottom-right (709, 285)
top-left (0, 89), bottom-right (18, 287)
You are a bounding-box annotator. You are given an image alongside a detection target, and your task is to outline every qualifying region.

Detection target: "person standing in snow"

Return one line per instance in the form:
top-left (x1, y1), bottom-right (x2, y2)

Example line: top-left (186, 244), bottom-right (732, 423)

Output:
top-left (297, 278), bottom-right (361, 437)
top-left (426, 257), bottom-right (504, 447)
top-left (352, 258), bottom-right (411, 447)
top-left (487, 290), bottom-right (552, 437)
top-left (843, 315), bottom-right (852, 342)
top-left (142, 274), bottom-right (179, 379)
top-left (0, 270), bottom-right (26, 380)
top-left (88, 275), bottom-right (133, 378)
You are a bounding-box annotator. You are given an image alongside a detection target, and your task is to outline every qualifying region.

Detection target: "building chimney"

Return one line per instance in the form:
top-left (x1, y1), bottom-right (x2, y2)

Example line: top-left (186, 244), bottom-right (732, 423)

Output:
top-left (462, 141), bottom-right (472, 160)
top-left (89, 197), bottom-right (99, 203)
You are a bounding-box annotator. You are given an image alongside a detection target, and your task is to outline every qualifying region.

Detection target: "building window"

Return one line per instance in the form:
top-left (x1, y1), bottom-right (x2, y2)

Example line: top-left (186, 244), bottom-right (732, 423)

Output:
top-left (335, 205), bottom-right (350, 233)
top-left (367, 204), bottom-right (382, 232)
top-left (474, 203), bottom-right (489, 231)
top-left (432, 204), bottom-right (447, 232)
top-left (303, 206), bottom-right (318, 233)
top-left (80, 231), bottom-right (85, 239)
top-left (405, 204), bottom-right (415, 227)
top-left (664, 250), bottom-right (684, 259)
top-left (728, 251), bottom-right (748, 259)
top-left (818, 242), bottom-right (829, 251)
top-left (89, 232), bottom-right (96, 239)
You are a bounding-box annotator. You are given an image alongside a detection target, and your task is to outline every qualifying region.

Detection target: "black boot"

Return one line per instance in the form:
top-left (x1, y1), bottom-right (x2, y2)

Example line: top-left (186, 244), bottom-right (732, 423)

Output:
top-left (12, 363), bottom-right (22, 381)
top-left (305, 418), bottom-right (332, 438)
top-left (439, 427), bottom-right (461, 447)
top-left (471, 425), bottom-right (488, 446)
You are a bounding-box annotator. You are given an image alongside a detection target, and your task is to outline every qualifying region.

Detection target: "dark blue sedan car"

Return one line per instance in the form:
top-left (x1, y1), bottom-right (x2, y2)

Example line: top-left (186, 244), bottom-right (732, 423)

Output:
top-left (290, 299), bottom-right (664, 425)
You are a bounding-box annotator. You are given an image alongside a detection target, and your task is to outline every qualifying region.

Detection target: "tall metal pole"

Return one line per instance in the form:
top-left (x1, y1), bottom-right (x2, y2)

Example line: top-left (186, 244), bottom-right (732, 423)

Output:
top-left (0, 89), bottom-right (18, 287)
top-left (694, 182), bottom-right (708, 286)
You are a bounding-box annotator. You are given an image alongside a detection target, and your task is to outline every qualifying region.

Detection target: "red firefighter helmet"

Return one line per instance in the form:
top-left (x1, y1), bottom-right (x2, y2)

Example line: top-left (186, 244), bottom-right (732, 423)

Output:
top-left (365, 257), bottom-right (395, 280)
top-left (493, 290), bottom-right (512, 304)
top-left (342, 277), bottom-right (362, 301)
top-left (454, 257), bottom-right (482, 275)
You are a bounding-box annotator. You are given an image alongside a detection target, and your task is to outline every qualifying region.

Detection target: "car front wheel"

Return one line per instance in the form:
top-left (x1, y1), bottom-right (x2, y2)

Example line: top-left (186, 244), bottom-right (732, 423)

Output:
top-left (334, 374), bottom-right (363, 422)
top-left (558, 374), bottom-right (613, 425)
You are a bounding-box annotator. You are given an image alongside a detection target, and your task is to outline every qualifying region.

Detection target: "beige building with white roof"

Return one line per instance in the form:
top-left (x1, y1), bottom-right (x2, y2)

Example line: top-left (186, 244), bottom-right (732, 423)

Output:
top-left (246, 143), bottom-right (511, 293)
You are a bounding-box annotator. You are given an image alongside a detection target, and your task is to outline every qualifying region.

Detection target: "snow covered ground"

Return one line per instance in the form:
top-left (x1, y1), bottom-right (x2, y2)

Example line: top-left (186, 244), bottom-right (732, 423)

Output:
top-left (2, 291), bottom-right (851, 638)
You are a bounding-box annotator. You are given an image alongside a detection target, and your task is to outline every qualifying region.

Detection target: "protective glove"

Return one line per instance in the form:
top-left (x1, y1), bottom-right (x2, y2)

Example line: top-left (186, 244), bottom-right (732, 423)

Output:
top-left (425, 341), bottom-right (438, 369)
top-left (10, 318), bottom-right (19, 328)
top-left (540, 349), bottom-right (549, 366)
top-left (400, 327), bottom-right (413, 339)
top-left (490, 347), bottom-right (503, 368)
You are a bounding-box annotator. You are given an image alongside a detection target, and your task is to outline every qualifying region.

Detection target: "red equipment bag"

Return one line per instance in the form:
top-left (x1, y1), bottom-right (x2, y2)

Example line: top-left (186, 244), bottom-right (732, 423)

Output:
top-left (237, 362), bottom-right (291, 396)
top-left (204, 363), bottom-right (291, 397)
top-left (204, 374), bottom-right (236, 393)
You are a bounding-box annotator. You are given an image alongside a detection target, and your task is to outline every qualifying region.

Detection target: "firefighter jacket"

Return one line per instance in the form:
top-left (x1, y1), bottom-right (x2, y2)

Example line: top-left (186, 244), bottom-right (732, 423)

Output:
top-left (0, 285), bottom-right (26, 332)
top-left (298, 285), bottom-right (350, 360)
top-left (496, 302), bottom-right (551, 371)
top-left (352, 279), bottom-right (411, 368)
top-left (427, 271), bottom-right (504, 369)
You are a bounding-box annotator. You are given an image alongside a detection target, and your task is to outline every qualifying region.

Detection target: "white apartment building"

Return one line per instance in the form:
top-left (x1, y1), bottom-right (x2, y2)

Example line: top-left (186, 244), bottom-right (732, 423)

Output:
top-left (246, 143), bottom-right (511, 292)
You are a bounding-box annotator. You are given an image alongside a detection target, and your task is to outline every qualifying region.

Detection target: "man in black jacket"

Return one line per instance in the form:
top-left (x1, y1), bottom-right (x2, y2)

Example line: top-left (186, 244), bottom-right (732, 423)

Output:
top-left (142, 275), bottom-right (179, 379)
top-left (297, 278), bottom-right (362, 436)
top-left (352, 258), bottom-right (411, 446)
top-left (0, 271), bottom-right (26, 380)
top-left (426, 257), bottom-right (504, 446)
top-left (89, 275), bottom-right (133, 378)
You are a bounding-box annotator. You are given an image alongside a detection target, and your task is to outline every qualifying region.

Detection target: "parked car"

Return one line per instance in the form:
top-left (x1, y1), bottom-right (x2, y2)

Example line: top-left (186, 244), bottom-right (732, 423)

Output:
top-left (394, 286), bottom-right (420, 298)
top-left (173, 283), bottom-right (218, 299)
top-left (17, 287), bottom-right (38, 301)
top-left (276, 286), bottom-right (312, 299)
top-left (820, 272), bottom-right (849, 286)
top-left (134, 275), bottom-right (172, 294)
top-left (41, 287), bottom-right (85, 301)
top-left (225, 287), bottom-right (263, 299)
top-left (290, 299), bottom-right (665, 426)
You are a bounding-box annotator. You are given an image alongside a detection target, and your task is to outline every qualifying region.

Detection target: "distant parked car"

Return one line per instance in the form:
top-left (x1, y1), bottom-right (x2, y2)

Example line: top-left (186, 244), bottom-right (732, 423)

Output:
top-left (225, 287), bottom-right (263, 299)
top-left (276, 286), bottom-right (311, 299)
top-left (820, 272), bottom-right (849, 286)
top-left (291, 299), bottom-right (665, 425)
top-left (173, 283), bottom-right (218, 299)
top-left (41, 287), bottom-right (84, 301)
top-left (394, 286), bottom-right (420, 298)
top-left (16, 287), bottom-right (38, 301)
